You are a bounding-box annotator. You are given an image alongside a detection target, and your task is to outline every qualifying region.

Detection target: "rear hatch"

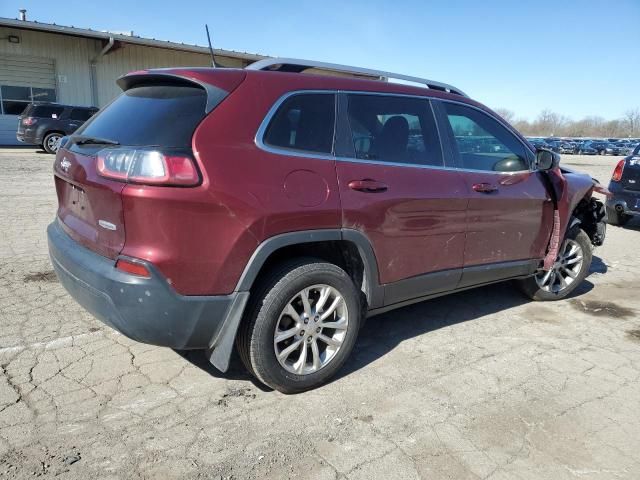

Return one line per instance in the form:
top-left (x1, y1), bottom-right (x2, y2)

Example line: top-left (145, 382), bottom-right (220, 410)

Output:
top-left (17, 104), bottom-right (65, 135)
top-left (622, 155), bottom-right (640, 192)
top-left (53, 69), bottom-right (245, 259)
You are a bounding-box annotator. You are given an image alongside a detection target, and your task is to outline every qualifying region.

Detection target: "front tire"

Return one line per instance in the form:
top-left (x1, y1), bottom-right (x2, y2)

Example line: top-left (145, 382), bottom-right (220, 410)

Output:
top-left (43, 132), bottom-right (62, 154)
top-left (517, 227), bottom-right (592, 301)
top-left (236, 259), bottom-right (361, 393)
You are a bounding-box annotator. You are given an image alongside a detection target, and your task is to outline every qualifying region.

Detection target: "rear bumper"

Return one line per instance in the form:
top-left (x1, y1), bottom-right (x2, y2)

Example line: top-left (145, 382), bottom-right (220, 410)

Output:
top-left (16, 129), bottom-right (40, 145)
top-left (606, 191), bottom-right (640, 215)
top-left (47, 220), bottom-right (248, 352)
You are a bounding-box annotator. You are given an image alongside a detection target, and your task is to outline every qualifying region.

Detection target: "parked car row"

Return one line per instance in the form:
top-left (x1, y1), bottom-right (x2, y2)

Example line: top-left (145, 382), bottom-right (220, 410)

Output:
top-left (527, 136), bottom-right (640, 156)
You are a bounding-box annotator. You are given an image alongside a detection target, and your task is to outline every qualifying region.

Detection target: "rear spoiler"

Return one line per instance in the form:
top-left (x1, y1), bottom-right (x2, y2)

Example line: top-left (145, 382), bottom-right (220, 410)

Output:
top-left (116, 69), bottom-right (246, 113)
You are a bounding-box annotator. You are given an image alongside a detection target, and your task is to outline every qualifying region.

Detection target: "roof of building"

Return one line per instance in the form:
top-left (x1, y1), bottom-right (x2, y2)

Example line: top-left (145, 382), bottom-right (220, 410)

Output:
top-left (0, 17), bottom-right (266, 61)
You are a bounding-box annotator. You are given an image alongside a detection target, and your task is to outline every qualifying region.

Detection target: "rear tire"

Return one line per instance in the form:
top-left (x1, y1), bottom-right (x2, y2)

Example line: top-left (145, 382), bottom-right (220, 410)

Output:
top-left (43, 132), bottom-right (62, 154)
top-left (236, 259), bottom-right (361, 393)
top-left (517, 227), bottom-right (592, 301)
top-left (606, 205), bottom-right (631, 226)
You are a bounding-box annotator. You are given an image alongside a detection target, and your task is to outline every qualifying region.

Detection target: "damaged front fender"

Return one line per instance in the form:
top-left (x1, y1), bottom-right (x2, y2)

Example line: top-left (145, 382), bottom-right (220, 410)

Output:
top-left (541, 167), bottom-right (605, 269)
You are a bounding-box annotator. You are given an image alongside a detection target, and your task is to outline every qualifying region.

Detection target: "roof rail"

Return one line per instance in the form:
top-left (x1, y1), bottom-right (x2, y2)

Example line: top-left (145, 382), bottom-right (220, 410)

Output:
top-left (246, 57), bottom-right (467, 97)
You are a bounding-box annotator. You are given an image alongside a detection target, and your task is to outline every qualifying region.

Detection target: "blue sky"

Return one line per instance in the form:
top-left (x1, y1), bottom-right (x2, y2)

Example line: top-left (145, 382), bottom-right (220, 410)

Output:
top-left (2, 0), bottom-right (639, 120)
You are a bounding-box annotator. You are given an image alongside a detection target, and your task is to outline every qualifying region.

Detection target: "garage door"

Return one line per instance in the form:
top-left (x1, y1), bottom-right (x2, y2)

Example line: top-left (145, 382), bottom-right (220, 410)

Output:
top-left (0, 54), bottom-right (56, 146)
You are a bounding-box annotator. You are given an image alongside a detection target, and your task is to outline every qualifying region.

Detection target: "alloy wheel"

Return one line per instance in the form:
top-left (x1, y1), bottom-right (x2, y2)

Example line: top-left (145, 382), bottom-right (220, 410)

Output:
top-left (273, 284), bottom-right (348, 375)
top-left (535, 239), bottom-right (584, 293)
top-left (47, 134), bottom-right (62, 152)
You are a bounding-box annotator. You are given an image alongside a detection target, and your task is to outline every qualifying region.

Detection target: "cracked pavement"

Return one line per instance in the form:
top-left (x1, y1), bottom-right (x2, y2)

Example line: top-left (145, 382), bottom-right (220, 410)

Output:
top-left (0, 148), bottom-right (639, 479)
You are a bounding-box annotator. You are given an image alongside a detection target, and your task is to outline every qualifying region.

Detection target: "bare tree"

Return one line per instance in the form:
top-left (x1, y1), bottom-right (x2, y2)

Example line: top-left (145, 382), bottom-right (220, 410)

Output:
top-left (491, 106), bottom-right (640, 138)
top-left (494, 108), bottom-right (516, 124)
top-left (622, 108), bottom-right (640, 137)
top-left (534, 110), bottom-right (567, 136)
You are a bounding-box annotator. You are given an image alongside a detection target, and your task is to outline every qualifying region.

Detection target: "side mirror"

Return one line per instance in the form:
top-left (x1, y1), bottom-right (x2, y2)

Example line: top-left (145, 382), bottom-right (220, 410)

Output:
top-left (536, 149), bottom-right (560, 171)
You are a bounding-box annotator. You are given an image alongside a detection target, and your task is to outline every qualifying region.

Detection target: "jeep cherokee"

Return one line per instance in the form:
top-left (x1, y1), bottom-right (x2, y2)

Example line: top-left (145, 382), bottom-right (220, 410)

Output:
top-left (47, 59), bottom-right (607, 393)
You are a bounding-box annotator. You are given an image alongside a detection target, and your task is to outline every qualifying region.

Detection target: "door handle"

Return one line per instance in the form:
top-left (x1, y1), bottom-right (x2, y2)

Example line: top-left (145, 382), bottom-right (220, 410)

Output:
top-left (348, 179), bottom-right (388, 193)
top-left (472, 183), bottom-right (498, 193)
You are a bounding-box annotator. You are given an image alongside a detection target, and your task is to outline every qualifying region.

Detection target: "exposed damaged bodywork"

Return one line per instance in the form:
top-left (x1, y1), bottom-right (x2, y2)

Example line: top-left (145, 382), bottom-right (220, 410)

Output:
top-left (541, 166), bottom-right (607, 270)
top-left (571, 197), bottom-right (606, 246)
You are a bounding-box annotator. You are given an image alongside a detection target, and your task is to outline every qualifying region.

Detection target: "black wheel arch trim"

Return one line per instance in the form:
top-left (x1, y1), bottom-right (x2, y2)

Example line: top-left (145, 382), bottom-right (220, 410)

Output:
top-left (234, 228), bottom-right (384, 309)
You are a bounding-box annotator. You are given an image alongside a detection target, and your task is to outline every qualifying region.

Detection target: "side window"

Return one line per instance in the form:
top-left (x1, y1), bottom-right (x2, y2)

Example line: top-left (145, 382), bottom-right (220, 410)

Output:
top-left (441, 102), bottom-right (529, 172)
top-left (263, 93), bottom-right (335, 154)
top-left (346, 94), bottom-right (443, 166)
top-left (32, 105), bottom-right (65, 119)
top-left (69, 109), bottom-right (94, 121)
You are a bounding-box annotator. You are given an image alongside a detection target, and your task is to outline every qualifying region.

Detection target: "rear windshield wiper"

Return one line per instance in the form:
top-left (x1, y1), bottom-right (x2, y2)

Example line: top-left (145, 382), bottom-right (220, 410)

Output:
top-left (72, 135), bottom-right (120, 146)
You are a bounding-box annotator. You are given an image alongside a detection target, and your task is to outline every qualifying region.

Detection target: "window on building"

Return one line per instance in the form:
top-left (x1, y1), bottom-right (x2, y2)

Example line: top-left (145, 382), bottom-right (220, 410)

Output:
top-left (31, 88), bottom-right (56, 102)
top-left (263, 93), bottom-right (336, 154)
top-left (0, 85), bottom-right (57, 115)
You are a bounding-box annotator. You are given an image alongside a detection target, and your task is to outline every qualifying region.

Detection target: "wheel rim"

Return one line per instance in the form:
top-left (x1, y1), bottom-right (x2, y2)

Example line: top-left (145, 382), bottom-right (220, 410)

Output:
top-left (273, 284), bottom-right (348, 375)
top-left (535, 238), bottom-right (584, 293)
top-left (47, 135), bottom-right (61, 152)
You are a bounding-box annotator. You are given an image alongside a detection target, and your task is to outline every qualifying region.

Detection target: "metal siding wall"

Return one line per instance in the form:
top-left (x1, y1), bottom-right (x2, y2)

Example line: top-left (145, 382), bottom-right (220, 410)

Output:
top-left (0, 55), bottom-right (56, 87)
top-left (0, 27), bottom-right (94, 105)
top-left (0, 27), bottom-right (95, 145)
top-left (0, 116), bottom-right (20, 145)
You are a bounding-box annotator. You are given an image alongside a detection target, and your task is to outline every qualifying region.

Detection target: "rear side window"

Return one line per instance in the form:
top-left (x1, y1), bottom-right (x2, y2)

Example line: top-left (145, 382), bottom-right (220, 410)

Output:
top-left (263, 93), bottom-right (335, 154)
top-left (31, 105), bottom-right (65, 119)
top-left (76, 85), bottom-right (207, 148)
top-left (345, 94), bottom-right (443, 166)
top-left (69, 109), bottom-right (95, 121)
top-left (441, 102), bottom-right (529, 172)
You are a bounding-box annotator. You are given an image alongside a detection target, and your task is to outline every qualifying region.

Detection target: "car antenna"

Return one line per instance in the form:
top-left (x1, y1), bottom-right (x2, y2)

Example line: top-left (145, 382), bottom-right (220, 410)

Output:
top-left (205, 24), bottom-right (218, 68)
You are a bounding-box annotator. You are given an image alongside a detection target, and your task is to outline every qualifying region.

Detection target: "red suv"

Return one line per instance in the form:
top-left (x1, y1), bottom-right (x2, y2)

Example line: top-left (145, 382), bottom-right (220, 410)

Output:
top-left (48, 59), bottom-right (607, 393)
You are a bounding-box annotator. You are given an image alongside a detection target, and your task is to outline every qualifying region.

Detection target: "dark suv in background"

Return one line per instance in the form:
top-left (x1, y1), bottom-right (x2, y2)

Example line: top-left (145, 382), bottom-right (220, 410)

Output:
top-left (17, 102), bottom-right (98, 153)
top-left (47, 59), bottom-right (607, 392)
top-left (607, 143), bottom-right (640, 225)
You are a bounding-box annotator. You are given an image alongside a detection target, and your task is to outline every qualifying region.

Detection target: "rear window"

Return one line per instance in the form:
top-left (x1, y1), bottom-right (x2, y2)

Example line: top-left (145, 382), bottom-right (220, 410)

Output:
top-left (263, 93), bottom-right (336, 154)
top-left (30, 105), bottom-right (65, 119)
top-left (76, 85), bottom-right (207, 148)
top-left (69, 108), bottom-right (96, 121)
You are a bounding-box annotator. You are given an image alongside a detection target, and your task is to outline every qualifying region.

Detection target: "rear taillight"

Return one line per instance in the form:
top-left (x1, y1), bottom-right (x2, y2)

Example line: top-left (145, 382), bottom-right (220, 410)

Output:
top-left (115, 259), bottom-right (150, 277)
top-left (22, 117), bottom-right (37, 126)
top-left (611, 159), bottom-right (625, 182)
top-left (96, 148), bottom-right (200, 186)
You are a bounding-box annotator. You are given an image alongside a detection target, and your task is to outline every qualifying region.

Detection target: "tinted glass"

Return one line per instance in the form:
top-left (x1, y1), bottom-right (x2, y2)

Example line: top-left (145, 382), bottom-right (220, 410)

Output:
top-left (346, 94), bottom-right (442, 166)
top-left (263, 93), bottom-right (335, 154)
top-left (69, 109), bottom-right (95, 121)
top-left (31, 88), bottom-right (56, 102)
top-left (1, 85), bottom-right (30, 101)
top-left (2, 101), bottom-right (29, 115)
top-left (442, 103), bottom-right (528, 172)
top-left (31, 105), bottom-right (65, 118)
top-left (76, 85), bottom-right (207, 148)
